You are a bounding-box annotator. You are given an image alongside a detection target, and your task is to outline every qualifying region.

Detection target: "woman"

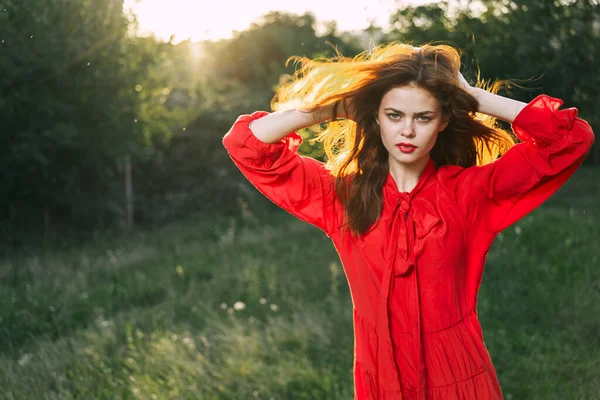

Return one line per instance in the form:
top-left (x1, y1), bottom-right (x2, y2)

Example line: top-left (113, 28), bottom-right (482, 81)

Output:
top-left (222, 43), bottom-right (594, 399)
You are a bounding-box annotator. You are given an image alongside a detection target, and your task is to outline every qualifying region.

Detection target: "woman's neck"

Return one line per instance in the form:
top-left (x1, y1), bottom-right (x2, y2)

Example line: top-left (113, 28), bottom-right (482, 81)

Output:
top-left (388, 156), bottom-right (430, 193)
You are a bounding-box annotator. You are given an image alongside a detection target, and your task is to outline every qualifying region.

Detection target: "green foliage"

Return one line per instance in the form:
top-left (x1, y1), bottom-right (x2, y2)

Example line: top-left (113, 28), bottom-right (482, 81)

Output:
top-left (0, 0), bottom-right (142, 242)
top-left (200, 11), bottom-right (360, 112)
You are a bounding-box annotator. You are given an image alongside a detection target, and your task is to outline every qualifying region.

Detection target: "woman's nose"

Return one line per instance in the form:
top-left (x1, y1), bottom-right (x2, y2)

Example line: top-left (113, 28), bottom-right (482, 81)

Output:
top-left (400, 120), bottom-right (415, 137)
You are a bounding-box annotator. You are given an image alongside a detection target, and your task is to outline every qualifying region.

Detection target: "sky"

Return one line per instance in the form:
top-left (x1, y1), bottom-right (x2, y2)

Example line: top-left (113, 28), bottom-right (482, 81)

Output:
top-left (123, 0), bottom-right (437, 43)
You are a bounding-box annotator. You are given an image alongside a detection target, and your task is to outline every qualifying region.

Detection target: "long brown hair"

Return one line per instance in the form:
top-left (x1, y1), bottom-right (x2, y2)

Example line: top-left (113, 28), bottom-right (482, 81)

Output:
top-left (272, 42), bottom-right (515, 236)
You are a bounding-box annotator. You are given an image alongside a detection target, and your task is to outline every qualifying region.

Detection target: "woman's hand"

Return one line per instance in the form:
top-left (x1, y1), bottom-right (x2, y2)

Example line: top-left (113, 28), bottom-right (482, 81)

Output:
top-left (456, 71), bottom-right (527, 123)
top-left (458, 71), bottom-right (487, 108)
top-left (457, 71), bottom-right (480, 98)
top-left (310, 97), bottom-right (355, 122)
top-left (334, 97), bottom-right (356, 120)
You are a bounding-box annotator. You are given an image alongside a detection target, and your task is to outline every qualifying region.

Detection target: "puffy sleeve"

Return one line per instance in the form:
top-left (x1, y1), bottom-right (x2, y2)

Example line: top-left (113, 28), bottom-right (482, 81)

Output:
top-left (441, 94), bottom-right (595, 234)
top-left (222, 111), bottom-right (340, 236)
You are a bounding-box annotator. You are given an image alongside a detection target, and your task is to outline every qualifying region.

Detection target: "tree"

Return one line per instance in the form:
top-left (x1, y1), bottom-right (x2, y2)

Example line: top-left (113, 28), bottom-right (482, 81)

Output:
top-left (0, 0), bottom-right (153, 244)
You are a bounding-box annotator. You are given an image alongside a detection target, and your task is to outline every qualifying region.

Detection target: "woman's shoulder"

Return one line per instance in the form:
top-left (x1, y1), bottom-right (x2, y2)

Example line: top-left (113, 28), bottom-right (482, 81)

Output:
top-left (435, 164), bottom-right (468, 180)
top-left (432, 164), bottom-right (478, 196)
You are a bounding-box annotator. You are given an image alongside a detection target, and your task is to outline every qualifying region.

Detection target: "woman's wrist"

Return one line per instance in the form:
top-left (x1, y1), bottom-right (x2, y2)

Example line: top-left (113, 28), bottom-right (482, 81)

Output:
top-left (468, 87), bottom-right (486, 104)
top-left (296, 97), bottom-right (354, 126)
top-left (249, 108), bottom-right (323, 144)
top-left (470, 88), bottom-right (527, 123)
top-left (300, 104), bottom-right (335, 124)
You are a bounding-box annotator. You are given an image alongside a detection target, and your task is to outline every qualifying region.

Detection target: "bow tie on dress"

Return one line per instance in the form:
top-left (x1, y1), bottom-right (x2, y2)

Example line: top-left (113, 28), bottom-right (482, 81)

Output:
top-left (375, 158), bottom-right (437, 399)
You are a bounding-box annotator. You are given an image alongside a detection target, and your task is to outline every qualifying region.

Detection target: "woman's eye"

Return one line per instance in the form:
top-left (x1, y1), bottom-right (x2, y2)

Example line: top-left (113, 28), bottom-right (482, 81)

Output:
top-left (387, 113), bottom-right (401, 119)
top-left (417, 116), bottom-right (432, 122)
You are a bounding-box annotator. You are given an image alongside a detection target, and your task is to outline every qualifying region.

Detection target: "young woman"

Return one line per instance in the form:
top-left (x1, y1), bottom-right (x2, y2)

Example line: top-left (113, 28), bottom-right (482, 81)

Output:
top-left (222, 43), bottom-right (594, 400)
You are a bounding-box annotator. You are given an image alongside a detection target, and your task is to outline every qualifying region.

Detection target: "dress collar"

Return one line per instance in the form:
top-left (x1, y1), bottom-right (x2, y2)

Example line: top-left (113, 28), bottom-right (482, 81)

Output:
top-left (384, 158), bottom-right (437, 203)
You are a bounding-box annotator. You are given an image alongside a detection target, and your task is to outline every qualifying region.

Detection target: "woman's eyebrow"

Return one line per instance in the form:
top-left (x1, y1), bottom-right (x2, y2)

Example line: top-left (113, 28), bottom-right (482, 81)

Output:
top-left (384, 108), bottom-right (435, 115)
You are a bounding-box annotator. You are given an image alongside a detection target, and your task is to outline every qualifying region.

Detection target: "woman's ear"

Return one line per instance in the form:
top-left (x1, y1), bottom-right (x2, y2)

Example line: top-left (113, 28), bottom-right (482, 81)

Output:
top-left (439, 118), bottom-right (449, 132)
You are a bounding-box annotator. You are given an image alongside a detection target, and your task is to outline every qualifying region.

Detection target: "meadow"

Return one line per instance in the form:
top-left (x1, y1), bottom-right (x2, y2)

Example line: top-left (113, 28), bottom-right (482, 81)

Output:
top-left (1, 167), bottom-right (599, 400)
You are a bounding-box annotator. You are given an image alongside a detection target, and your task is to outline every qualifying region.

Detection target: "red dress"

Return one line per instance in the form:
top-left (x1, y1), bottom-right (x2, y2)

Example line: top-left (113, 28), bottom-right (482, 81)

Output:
top-left (222, 95), bottom-right (595, 399)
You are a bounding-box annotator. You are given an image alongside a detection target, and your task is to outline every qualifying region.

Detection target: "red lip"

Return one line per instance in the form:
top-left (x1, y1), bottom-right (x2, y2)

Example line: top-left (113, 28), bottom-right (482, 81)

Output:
top-left (396, 143), bottom-right (417, 154)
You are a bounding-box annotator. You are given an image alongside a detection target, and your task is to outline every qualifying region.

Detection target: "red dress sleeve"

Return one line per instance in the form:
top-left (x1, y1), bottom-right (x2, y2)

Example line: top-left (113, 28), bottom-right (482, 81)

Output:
top-left (441, 94), bottom-right (595, 234)
top-left (222, 111), bottom-right (339, 236)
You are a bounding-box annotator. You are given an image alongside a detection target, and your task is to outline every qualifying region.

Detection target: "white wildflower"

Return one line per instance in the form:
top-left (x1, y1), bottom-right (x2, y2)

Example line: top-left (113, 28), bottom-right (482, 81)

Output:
top-left (18, 353), bottom-right (32, 367)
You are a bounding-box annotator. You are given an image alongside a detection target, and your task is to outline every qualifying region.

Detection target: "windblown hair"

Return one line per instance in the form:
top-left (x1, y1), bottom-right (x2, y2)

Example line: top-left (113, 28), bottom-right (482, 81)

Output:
top-left (272, 42), bottom-right (516, 236)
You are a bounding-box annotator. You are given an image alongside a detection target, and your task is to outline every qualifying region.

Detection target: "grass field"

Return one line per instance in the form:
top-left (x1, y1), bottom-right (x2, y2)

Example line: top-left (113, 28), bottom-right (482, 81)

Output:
top-left (1, 167), bottom-right (599, 400)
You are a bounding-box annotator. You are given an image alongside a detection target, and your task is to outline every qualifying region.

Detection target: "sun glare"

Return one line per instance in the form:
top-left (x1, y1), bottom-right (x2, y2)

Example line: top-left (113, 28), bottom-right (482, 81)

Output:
top-left (124, 0), bottom-right (238, 42)
top-left (123, 0), bottom-right (436, 43)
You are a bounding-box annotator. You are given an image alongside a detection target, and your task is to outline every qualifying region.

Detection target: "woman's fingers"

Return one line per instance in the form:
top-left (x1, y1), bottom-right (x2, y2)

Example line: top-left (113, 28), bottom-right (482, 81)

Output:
top-left (457, 72), bottom-right (471, 91)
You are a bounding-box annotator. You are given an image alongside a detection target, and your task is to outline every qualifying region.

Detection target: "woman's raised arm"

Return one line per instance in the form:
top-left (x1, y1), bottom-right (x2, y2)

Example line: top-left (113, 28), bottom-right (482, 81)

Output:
top-left (458, 72), bottom-right (527, 123)
top-left (442, 92), bottom-right (594, 234)
top-left (248, 105), bottom-right (335, 144)
top-left (442, 74), bottom-right (595, 234)
top-left (222, 103), bottom-right (343, 237)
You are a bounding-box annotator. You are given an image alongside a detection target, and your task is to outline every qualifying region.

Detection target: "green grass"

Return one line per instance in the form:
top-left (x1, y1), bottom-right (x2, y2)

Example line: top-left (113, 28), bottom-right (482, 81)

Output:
top-left (1, 166), bottom-right (599, 399)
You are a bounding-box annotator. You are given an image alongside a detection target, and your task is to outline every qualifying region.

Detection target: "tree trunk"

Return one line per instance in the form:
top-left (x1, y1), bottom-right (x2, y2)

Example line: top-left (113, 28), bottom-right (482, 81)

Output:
top-left (124, 154), bottom-right (134, 228)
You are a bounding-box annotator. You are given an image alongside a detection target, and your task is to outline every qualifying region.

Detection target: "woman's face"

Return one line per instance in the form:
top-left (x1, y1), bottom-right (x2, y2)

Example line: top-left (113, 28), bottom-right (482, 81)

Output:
top-left (376, 84), bottom-right (448, 168)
